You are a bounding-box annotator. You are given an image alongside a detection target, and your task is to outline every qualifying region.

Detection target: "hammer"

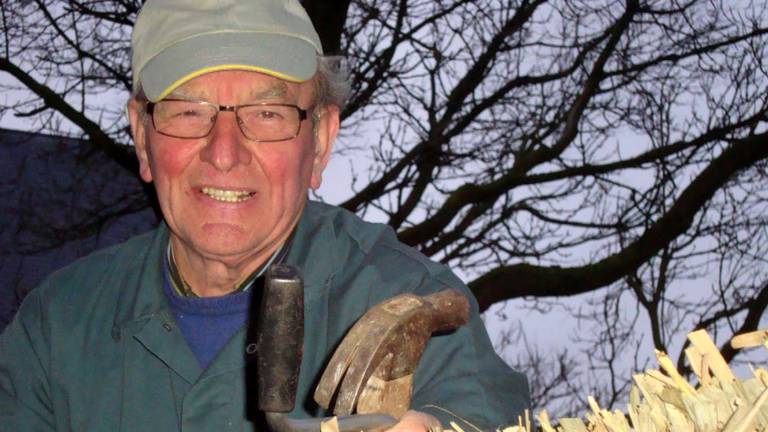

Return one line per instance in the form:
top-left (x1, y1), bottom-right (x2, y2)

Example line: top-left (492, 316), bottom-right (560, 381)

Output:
top-left (314, 288), bottom-right (470, 419)
top-left (257, 264), bottom-right (400, 432)
top-left (257, 264), bottom-right (469, 431)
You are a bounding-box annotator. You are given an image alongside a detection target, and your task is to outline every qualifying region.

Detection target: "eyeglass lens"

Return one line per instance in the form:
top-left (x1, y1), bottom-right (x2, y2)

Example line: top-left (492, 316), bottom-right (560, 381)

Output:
top-left (152, 101), bottom-right (302, 141)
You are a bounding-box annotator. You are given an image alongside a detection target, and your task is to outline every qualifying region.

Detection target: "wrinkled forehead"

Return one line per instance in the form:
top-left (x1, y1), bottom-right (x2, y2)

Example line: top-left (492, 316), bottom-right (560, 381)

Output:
top-left (165, 70), bottom-right (313, 104)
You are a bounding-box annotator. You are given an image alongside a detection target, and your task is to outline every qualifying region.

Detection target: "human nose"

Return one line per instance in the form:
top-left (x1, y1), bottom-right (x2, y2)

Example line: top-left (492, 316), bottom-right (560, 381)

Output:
top-left (199, 111), bottom-right (252, 172)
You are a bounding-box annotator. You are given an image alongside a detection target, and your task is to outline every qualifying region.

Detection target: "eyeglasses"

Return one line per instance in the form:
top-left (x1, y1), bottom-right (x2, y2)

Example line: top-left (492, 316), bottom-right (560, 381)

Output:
top-left (145, 99), bottom-right (310, 141)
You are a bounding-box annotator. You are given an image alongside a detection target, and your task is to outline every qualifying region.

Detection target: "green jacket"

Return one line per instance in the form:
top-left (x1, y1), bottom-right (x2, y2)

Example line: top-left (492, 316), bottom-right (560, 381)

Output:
top-left (0, 201), bottom-right (529, 431)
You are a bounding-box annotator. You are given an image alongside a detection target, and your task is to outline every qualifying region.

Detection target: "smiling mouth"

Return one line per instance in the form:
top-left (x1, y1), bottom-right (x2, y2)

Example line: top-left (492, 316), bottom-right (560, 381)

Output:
top-left (201, 187), bottom-right (255, 203)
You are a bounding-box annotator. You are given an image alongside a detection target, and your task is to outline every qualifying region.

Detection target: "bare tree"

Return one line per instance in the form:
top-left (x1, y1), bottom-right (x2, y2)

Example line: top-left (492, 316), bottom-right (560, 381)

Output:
top-left (2, 0), bottom-right (768, 418)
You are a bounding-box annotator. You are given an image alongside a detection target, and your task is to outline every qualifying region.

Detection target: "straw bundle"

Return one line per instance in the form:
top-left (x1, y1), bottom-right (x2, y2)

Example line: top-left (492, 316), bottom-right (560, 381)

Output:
top-left (481, 328), bottom-right (768, 432)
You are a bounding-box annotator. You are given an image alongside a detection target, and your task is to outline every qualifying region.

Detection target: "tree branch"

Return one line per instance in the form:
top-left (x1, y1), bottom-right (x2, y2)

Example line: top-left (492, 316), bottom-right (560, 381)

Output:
top-left (0, 56), bottom-right (137, 173)
top-left (468, 132), bottom-right (768, 311)
top-left (720, 282), bottom-right (768, 364)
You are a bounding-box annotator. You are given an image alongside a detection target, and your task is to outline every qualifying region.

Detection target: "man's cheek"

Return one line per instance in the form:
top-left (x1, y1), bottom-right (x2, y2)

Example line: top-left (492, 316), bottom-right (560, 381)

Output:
top-left (153, 148), bottom-right (192, 179)
top-left (262, 150), bottom-right (307, 184)
top-left (298, 147), bottom-right (321, 185)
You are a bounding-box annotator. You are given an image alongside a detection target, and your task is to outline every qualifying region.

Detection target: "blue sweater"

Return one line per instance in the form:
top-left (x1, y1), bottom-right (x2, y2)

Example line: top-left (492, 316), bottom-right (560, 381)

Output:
top-left (163, 273), bottom-right (252, 370)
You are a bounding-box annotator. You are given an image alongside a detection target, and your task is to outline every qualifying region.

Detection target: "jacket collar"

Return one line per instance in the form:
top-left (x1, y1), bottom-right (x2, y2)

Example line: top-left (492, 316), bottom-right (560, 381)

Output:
top-left (111, 200), bottom-right (341, 333)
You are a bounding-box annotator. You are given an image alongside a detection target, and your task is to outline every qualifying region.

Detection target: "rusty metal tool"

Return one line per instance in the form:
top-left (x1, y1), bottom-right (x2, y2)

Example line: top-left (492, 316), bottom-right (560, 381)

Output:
top-left (314, 288), bottom-right (470, 420)
top-left (257, 265), bottom-right (415, 432)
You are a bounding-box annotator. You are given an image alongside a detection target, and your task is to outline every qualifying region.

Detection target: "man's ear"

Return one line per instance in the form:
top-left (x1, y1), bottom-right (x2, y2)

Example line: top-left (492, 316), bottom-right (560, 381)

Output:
top-left (127, 99), bottom-right (153, 183)
top-left (309, 105), bottom-right (340, 190)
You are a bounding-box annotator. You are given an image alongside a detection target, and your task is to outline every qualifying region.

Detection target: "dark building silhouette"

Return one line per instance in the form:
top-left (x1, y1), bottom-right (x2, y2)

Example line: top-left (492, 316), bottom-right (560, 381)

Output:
top-left (0, 128), bottom-right (158, 331)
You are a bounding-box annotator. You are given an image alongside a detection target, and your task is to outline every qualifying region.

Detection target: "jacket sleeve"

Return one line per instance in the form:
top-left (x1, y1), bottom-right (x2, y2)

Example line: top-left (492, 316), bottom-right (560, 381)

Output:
top-left (410, 282), bottom-right (531, 431)
top-left (0, 285), bottom-right (56, 431)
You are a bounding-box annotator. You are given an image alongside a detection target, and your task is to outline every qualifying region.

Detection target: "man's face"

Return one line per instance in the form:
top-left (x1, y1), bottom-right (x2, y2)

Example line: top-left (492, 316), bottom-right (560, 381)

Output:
top-left (128, 70), bottom-right (339, 268)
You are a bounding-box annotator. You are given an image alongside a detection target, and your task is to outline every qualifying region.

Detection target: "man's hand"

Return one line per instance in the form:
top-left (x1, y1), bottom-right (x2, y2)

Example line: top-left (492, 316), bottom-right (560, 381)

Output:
top-left (386, 410), bottom-right (443, 432)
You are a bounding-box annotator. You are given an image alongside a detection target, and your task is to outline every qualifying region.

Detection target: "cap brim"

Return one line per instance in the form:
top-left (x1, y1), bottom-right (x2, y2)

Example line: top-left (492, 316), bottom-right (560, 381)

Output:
top-left (140, 32), bottom-right (318, 102)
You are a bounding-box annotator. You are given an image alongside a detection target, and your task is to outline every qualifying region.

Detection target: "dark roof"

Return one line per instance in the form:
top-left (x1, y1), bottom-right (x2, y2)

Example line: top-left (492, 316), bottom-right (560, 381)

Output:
top-left (0, 128), bottom-right (158, 331)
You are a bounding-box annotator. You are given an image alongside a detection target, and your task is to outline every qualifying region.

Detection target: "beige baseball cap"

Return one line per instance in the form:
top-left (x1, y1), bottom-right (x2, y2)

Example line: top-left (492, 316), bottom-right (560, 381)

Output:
top-left (131, 0), bottom-right (323, 102)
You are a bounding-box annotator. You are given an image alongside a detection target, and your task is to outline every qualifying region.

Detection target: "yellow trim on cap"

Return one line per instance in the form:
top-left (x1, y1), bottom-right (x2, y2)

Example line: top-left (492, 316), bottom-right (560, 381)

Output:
top-left (155, 64), bottom-right (307, 101)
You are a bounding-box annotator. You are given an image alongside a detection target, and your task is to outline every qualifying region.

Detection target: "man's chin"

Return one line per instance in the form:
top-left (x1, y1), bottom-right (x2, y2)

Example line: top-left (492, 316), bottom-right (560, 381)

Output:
top-left (193, 237), bottom-right (258, 259)
top-left (183, 225), bottom-right (262, 259)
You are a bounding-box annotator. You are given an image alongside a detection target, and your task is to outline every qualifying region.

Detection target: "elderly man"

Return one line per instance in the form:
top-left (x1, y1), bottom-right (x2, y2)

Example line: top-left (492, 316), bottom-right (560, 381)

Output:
top-left (0, 0), bottom-right (529, 431)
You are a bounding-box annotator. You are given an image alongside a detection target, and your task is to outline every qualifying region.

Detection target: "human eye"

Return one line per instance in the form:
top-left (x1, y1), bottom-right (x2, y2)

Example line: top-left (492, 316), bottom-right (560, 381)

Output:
top-left (174, 105), bottom-right (207, 119)
top-left (237, 105), bottom-right (299, 141)
top-left (157, 101), bottom-right (208, 120)
top-left (244, 106), bottom-right (287, 123)
top-left (153, 101), bottom-right (215, 138)
top-left (178, 108), bottom-right (204, 118)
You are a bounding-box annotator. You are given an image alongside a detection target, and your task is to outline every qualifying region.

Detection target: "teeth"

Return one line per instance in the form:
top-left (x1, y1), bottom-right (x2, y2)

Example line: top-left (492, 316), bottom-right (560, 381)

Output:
top-left (201, 187), bottom-right (253, 202)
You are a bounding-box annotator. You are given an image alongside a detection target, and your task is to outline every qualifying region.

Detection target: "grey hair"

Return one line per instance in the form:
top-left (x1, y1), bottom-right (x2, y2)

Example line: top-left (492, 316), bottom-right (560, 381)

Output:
top-left (313, 55), bottom-right (351, 110)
